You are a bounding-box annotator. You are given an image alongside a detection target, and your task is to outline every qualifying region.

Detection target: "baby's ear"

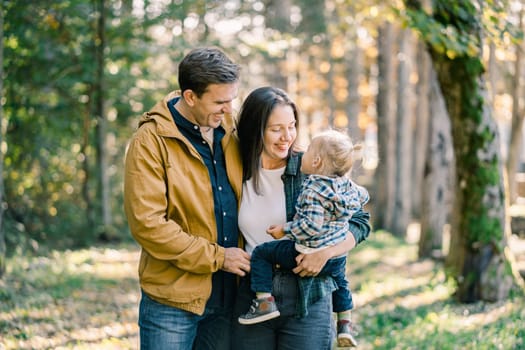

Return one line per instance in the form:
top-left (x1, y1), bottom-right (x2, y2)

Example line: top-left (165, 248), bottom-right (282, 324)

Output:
top-left (312, 155), bottom-right (322, 168)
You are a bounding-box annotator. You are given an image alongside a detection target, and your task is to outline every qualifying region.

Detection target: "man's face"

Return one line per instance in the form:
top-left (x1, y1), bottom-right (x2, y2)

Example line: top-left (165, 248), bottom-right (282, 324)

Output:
top-left (191, 83), bottom-right (239, 129)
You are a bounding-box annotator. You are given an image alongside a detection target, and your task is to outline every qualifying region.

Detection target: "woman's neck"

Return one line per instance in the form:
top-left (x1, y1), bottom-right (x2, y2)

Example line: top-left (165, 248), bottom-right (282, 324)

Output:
top-left (261, 157), bottom-right (286, 170)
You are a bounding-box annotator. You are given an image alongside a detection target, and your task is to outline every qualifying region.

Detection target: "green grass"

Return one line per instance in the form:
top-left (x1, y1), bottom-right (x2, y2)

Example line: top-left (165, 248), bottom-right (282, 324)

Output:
top-left (342, 231), bottom-right (525, 350)
top-left (1, 233), bottom-right (524, 349)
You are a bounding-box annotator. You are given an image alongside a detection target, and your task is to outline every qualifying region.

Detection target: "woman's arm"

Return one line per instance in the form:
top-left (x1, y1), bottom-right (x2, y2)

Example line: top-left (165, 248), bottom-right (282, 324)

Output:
top-left (292, 208), bottom-right (371, 277)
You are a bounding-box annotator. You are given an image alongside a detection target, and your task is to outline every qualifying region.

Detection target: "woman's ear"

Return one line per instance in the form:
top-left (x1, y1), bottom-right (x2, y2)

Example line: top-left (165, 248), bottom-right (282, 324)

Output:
top-left (182, 89), bottom-right (196, 107)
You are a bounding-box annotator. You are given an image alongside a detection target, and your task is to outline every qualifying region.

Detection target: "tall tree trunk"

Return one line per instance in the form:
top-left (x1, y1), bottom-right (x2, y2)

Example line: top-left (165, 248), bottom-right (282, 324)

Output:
top-left (263, 0), bottom-right (291, 90)
top-left (412, 42), bottom-right (431, 218)
top-left (392, 28), bottom-right (414, 237)
top-left (0, 0), bottom-right (6, 278)
top-left (506, 5), bottom-right (524, 204)
top-left (346, 35), bottom-right (361, 139)
top-left (374, 22), bottom-right (397, 230)
top-left (419, 71), bottom-right (453, 259)
top-left (423, 2), bottom-right (517, 302)
top-left (94, 0), bottom-right (112, 238)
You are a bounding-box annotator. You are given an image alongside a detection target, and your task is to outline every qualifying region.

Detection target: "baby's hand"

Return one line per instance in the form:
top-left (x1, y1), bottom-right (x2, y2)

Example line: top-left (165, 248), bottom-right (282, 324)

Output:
top-left (267, 224), bottom-right (285, 239)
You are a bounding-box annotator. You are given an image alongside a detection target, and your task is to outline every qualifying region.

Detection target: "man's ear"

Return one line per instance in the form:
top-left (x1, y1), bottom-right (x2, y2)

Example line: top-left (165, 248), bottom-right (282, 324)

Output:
top-left (182, 90), bottom-right (196, 107)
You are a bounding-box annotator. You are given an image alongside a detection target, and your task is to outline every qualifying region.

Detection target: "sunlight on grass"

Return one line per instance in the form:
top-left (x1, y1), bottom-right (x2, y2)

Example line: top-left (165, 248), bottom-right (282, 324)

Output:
top-left (2, 235), bottom-right (524, 350)
top-left (339, 231), bottom-right (525, 350)
top-left (0, 244), bottom-right (140, 350)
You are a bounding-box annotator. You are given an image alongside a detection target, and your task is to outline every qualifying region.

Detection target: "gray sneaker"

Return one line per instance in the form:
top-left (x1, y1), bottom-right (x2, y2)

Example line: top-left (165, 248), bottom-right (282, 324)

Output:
top-left (238, 296), bottom-right (280, 325)
top-left (337, 320), bottom-right (358, 347)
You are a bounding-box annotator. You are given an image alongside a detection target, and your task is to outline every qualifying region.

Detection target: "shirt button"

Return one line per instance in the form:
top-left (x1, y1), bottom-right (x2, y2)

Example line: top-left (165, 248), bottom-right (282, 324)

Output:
top-left (218, 186), bottom-right (222, 191)
top-left (223, 212), bottom-right (226, 216)
top-left (224, 237), bottom-right (228, 241)
top-left (202, 140), bottom-right (206, 144)
top-left (194, 125), bottom-right (199, 130)
top-left (213, 160), bottom-right (217, 164)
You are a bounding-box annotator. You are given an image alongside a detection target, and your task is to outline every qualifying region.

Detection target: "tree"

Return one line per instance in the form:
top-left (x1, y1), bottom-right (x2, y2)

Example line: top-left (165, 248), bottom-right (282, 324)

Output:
top-left (419, 71), bottom-right (453, 259)
top-left (0, 0), bottom-right (6, 277)
top-left (405, 0), bottom-right (522, 302)
top-left (392, 28), bottom-right (415, 237)
top-left (506, 4), bottom-right (525, 203)
top-left (374, 21), bottom-right (397, 231)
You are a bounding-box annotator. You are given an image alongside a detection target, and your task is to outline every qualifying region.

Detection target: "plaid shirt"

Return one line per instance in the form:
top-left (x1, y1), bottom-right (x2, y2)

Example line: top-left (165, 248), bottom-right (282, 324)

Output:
top-left (284, 175), bottom-right (369, 249)
top-left (282, 152), bottom-right (371, 317)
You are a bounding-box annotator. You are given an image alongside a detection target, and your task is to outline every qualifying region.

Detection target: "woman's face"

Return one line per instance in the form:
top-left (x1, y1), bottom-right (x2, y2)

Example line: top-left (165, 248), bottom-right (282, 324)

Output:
top-left (261, 104), bottom-right (297, 169)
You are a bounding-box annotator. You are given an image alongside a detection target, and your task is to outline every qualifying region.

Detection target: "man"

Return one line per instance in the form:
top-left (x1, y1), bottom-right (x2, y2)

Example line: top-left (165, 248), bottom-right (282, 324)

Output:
top-left (124, 47), bottom-right (251, 350)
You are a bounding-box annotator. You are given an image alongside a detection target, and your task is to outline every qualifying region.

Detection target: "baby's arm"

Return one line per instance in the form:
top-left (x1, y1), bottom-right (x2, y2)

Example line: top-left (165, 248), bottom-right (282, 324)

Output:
top-left (267, 224), bottom-right (286, 239)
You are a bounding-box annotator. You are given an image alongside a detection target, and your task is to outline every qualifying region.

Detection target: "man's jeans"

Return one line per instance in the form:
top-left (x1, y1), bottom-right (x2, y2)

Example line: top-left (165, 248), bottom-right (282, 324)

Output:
top-left (138, 291), bottom-right (231, 350)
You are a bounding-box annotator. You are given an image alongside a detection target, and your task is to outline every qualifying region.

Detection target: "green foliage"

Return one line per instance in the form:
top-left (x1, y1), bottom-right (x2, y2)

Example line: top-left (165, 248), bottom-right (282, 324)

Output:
top-left (2, 0), bottom-right (168, 250)
top-left (402, 0), bottom-right (522, 59)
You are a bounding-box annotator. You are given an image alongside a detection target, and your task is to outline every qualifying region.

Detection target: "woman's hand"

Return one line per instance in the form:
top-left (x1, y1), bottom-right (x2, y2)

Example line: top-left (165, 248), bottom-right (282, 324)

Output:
top-left (292, 234), bottom-right (357, 277)
top-left (292, 248), bottom-right (332, 277)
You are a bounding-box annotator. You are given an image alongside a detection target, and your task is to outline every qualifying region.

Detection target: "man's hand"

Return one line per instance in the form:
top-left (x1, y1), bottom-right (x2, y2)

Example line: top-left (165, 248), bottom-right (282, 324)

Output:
top-left (222, 247), bottom-right (251, 277)
top-left (292, 248), bottom-right (331, 277)
top-left (267, 224), bottom-right (285, 239)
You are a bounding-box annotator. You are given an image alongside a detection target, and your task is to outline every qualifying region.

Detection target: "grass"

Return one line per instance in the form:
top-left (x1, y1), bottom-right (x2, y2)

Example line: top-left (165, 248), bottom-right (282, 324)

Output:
top-left (1, 232), bottom-right (524, 349)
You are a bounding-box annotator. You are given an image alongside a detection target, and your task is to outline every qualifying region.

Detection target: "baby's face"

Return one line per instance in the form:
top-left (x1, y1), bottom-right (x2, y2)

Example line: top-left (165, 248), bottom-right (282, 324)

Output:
top-left (300, 139), bottom-right (321, 175)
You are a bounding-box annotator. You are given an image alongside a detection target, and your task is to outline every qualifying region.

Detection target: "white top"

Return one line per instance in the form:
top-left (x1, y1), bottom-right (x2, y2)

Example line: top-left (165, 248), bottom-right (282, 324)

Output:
top-left (238, 166), bottom-right (287, 254)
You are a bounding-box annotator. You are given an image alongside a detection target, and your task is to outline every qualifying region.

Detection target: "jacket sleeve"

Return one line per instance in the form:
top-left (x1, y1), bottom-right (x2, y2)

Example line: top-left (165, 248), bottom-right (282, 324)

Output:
top-left (123, 126), bottom-right (224, 274)
top-left (348, 208), bottom-right (371, 245)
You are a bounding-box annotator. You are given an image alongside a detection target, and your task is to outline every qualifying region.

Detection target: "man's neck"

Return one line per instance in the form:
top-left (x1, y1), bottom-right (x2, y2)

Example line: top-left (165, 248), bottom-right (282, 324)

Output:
top-left (174, 98), bottom-right (198, 126)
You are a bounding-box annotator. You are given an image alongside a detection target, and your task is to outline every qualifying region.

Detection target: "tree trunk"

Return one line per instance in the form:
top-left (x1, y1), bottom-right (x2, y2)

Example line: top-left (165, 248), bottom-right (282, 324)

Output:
top-left (412, 42), bottom-right (431, 218)
top-left (506, 5), bottom-right (524, 204)
top-left (0, 0), bottom-right (6, 278)
top-left (373, 22), bottom-right (397, 230)
top-left (430, 7), bottom-right (514, 303)
top-left (263, 0), bottom-right (291, 90)
top-left (419, 71), bottom-right (453, 259)
top-left (392, 28), bottom-right (414, 237)
top-left (94, 0), bottom-right (112, 238)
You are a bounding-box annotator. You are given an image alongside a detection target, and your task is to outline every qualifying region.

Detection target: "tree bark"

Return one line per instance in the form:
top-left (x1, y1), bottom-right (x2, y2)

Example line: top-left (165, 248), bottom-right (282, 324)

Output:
top-left (0, 0), bottom-right (6, 278)
top-left (419, 71), bottom-right (453, 259)
top-left (373, 22), bottom-right (396, 230)
top-left (392, 28), bottom-right (414, 237)
top-left (506, 5), bottom-right (524, 204)
top-left (412, 42), bottom-right (431, 218)
top-left (430, 8), bottom-right (514, 303)
top-left (94, 0), bottom-right (112, 238)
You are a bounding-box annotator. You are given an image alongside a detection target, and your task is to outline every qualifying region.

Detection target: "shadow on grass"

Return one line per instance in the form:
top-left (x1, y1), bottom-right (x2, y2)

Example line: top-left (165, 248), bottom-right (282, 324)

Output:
top-left (0, 246), bottom-right (140, 349)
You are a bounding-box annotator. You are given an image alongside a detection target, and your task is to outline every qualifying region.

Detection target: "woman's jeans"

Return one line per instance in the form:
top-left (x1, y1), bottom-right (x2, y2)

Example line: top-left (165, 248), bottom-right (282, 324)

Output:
top-left (251, 239), bottom-right (353, 312)
top-left (232, 270), bottom-right (334, 350)
top-left (138, 291), bottom-right (231, 350)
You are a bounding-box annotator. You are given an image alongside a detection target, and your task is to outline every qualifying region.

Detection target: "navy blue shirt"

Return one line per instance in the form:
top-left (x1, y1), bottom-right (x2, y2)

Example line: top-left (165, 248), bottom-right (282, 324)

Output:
top-left (168, 97), bottom-right (238, 309)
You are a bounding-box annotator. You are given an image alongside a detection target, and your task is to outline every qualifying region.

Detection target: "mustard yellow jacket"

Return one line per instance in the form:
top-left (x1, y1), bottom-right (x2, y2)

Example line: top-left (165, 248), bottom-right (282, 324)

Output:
top-left (124, 91), bottom-right (243, 315)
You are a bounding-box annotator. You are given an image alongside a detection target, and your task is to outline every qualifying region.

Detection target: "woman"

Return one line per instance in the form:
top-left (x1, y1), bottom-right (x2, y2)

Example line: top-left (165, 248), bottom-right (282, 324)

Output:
top-left (232, 86), bottom-right (371, 349)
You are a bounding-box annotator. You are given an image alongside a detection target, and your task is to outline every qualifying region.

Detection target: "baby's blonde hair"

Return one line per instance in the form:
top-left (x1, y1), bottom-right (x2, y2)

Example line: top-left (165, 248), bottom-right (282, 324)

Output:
top-left (311, 130), bottom-right (362, 176)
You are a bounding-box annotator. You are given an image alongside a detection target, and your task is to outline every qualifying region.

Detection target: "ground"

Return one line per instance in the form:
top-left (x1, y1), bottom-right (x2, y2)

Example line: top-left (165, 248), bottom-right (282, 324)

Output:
top-left (1, 230), bottom-right (524, 349)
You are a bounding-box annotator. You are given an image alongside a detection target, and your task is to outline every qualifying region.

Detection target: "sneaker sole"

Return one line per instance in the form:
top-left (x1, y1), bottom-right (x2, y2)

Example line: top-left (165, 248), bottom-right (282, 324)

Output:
top-left (238, 310), bottom-right (281, 325)
top-left (337, 334), bottom-right (358, 347)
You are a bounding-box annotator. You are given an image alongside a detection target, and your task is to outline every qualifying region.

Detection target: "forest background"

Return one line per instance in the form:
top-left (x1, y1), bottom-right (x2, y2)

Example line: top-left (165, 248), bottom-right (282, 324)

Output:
top-left (1, 0), bottom-right (525, 349)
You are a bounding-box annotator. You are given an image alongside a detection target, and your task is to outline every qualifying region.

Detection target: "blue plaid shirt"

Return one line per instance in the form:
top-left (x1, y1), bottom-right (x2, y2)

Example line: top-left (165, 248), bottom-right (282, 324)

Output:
top-left (282, 152), bottom-right (371, 317)
top-left (284, 175), bottom-right (369, 249)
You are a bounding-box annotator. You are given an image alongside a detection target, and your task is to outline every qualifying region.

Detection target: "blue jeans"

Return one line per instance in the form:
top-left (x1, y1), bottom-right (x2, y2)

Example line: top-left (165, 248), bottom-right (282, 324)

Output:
top-left (251, 239), bottom-right (353, 312)
top-left (138, 291), bottom-right (231, 350)
top-left (232, 270), bottom-right (334, 350)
